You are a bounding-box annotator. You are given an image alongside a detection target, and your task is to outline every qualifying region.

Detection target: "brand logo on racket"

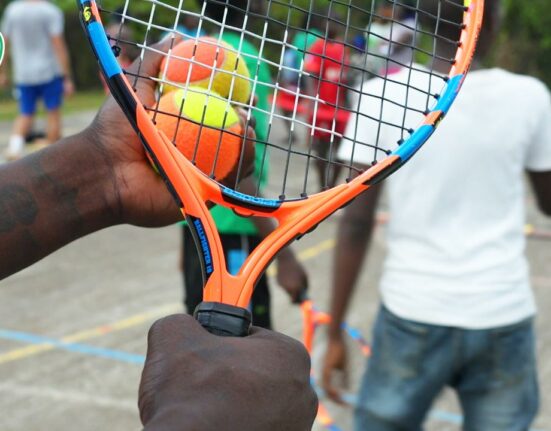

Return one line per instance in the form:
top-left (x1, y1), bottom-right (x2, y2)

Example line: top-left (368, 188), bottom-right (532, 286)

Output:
top-left (83, 6), bottom-right (93, 23)
top-left (192, 218), bottom-right (214, 275)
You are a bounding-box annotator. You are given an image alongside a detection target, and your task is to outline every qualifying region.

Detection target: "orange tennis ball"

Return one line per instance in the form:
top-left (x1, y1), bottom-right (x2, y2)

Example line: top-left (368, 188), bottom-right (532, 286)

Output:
top-left (159, 37), bottom-right (251, 104)
top-left (154, 87), bottom-right (247, 181)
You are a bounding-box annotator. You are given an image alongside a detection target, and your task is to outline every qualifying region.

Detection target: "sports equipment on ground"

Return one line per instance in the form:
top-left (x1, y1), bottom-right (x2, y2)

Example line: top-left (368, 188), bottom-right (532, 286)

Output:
top-left (301, 297), bottom-right (370, 430)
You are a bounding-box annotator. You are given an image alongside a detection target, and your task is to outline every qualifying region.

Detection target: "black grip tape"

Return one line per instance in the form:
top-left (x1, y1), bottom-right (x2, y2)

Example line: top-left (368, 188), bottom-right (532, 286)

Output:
top-left (194, 302), bottom-right (252, 337)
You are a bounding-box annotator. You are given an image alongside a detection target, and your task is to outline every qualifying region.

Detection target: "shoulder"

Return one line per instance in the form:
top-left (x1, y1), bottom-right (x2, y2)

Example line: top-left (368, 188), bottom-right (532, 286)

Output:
top-left (42, 2), bottom-right (64, 18)
top-left (476, 69), bottom-right (549, 96)
top-left (4, 1), bottom-right (20, 17)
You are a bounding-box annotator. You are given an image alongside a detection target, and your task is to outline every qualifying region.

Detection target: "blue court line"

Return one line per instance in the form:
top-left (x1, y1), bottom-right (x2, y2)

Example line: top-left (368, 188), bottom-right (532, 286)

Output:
top-left (0, 329), bottom-right (145, 365)
top-left (0, 329), bottom-right (547, 431)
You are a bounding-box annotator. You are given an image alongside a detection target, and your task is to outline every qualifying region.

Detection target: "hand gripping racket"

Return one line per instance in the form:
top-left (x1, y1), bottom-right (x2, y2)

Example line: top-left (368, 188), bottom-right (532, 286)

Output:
top-left (78, 0), bottom-right (483, 336)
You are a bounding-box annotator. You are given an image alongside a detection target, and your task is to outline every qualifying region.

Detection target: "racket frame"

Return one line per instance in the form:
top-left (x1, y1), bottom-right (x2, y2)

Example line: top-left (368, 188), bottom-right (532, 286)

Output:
top-left (78, 0), bottom-right (484, 311)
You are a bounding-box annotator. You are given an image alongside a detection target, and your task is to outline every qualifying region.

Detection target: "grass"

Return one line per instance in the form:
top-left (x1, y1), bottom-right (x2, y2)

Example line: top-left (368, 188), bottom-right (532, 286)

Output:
top-left (0, 89), bottom-right (107, 122)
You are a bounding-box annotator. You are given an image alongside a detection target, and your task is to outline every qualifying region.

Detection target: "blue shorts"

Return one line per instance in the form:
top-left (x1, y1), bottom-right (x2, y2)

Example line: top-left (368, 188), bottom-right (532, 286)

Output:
top-left (16, 77), bottom-right (64, 115)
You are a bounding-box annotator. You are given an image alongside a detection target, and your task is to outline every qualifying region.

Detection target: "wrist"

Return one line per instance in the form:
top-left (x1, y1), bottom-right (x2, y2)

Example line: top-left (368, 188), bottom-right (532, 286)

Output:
top-left (328, 324), bottom-right (344, 341)
top-left (46, 128), bottom-right (122, 231)
top-left (80, 124), bottom-right (123, 226)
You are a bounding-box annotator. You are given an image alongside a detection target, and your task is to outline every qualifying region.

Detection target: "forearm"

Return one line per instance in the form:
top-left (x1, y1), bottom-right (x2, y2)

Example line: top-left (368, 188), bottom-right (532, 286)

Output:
top-left (52, 38), bottom-right (72, 78)
top-left (328, 185), bottom-right (382, 339)
top-left (528, 170), bottom-right (551, 216)
top-left (0, 128), bottom-right (119, 279)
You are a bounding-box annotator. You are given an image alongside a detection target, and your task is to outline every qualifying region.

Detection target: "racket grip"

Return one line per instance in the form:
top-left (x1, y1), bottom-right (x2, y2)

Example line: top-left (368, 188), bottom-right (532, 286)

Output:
top-left (194, 302), bottom-right (251, 337)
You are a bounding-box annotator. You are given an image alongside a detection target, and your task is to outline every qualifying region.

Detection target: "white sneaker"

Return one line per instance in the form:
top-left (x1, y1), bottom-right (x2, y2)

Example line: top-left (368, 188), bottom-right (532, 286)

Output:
top-left (4, 135), bottom-right (24, 161)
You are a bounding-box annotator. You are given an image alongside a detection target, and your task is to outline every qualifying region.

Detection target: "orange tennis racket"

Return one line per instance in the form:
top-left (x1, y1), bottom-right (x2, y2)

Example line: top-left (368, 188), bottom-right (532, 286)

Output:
top-left (78, 0), bottom-right (483, 336)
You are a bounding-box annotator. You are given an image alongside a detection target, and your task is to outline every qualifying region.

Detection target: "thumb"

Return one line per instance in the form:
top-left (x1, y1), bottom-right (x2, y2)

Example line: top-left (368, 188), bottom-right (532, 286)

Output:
top-left (145, 313), bottom-right (208, 358)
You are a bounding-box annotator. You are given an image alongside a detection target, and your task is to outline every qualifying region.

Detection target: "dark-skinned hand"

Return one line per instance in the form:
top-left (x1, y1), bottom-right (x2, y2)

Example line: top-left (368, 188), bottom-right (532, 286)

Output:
top-left (88, 38), bottom-right (256, 227)
top-left (139, 314), bottom-right (318, 431)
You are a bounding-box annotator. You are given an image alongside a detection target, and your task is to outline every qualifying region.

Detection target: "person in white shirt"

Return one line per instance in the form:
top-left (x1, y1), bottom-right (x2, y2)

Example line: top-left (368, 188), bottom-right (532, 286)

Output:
top-left (322, 2), bottom-right (551, 430)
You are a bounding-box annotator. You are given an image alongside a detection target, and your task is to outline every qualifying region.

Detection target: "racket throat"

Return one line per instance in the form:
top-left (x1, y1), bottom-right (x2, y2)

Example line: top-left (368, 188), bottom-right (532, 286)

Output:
top-left (194, 302), bottom-right (252, 337)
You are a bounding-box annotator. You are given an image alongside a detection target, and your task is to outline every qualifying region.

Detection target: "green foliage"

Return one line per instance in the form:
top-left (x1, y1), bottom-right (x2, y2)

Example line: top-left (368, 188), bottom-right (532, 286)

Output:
top-left (1, 1), bottom-right (551, 88)
top-left (496, 0), bottom-right (551, 87)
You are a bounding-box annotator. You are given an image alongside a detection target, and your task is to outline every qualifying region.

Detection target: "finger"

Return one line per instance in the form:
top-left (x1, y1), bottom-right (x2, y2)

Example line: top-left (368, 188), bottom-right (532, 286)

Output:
top-left (326, 386), bottom-right (345, 405)
top-left (321, 365), bottom-right (345, 405)
top-left (342, 362), bottom-right (350, 390)
top-left (236, 107), bottom-right (257, 131)
top-left (146, 313), bottom-right (207, 357)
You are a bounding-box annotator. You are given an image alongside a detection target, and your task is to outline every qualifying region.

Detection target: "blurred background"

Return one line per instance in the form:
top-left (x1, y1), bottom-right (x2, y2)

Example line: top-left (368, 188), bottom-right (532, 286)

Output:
top-left (2, 0), bottom-right (551, 106)
top-left (0, 1), bottom-right (550, 431)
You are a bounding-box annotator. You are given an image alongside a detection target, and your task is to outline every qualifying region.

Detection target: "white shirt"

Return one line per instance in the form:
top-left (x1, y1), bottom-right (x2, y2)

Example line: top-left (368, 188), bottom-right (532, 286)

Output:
top-left (366, 18), bottom-right (416, 71)
top-left (339, 68), bottom-right (551, 329)
top-left (1, 0), bottom-right (64, 85)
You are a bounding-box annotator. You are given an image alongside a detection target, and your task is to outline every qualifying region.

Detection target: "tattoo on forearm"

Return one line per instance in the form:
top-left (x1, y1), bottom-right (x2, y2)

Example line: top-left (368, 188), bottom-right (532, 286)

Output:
top-left (0, 150), bottom-right (84, 241)
top-left (29, 152), bottom-right (86, 242)
top-left (0, 184), bottom-right (38, 233)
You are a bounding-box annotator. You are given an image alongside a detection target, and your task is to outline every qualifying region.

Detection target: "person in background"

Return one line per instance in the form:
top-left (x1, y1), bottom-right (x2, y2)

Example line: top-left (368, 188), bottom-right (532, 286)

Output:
top-left (0, 38), bottom-right (317, 430)
top-left (100, 9), bottom-right (140, 94)
top-left (181, 0), bottom-right (308, 328)
top-left (275, 15), bottom-right (324, 145)
top-left (292, 13), bottom-right (324, 69)
top-left (304, 12), bottom-right (350, 190)
top-left (0, 0), bottom-right (74, 160)
top-left (366, 1), bottom-right (416, 75)
top-left (176, 13), bottom-right (206, 39)
top-left (323, 2), bottom-right (551, 430)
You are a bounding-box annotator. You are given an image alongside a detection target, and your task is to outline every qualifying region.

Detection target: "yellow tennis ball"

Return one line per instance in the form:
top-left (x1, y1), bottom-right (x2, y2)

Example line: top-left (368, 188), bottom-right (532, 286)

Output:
top-left (153, 87), bottom-right (252, 181)
top-left (159, 37), bottom-right (251, 104)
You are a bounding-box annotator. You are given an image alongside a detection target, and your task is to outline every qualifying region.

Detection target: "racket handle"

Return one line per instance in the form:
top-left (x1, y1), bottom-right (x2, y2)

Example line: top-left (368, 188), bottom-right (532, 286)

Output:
top-left (194, 302), bottom-right (251, 337)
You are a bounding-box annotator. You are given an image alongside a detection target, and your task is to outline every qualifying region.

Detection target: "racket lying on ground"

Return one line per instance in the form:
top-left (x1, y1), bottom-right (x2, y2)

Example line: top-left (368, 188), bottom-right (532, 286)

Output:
top-left (78, 0), bottom-right (483, 336)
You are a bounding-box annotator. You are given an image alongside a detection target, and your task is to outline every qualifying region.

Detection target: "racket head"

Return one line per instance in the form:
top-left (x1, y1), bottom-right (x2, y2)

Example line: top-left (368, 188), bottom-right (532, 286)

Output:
top-left (78, 0), bottom-right (484, 309)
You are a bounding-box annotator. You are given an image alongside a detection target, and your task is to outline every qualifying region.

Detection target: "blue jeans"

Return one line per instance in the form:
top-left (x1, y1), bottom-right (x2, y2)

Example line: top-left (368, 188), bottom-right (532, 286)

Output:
top-left (355, 307), bottom-right (539, 431)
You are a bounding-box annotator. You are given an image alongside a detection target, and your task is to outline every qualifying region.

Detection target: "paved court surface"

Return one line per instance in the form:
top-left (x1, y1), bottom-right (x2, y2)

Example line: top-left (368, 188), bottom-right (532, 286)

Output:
top-left (0, 111), bottom-right (550, 431)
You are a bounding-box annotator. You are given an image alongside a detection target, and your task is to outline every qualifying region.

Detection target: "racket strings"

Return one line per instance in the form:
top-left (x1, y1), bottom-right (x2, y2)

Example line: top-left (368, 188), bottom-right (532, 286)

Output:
top-left (99, 0), bottom-right (466, 200)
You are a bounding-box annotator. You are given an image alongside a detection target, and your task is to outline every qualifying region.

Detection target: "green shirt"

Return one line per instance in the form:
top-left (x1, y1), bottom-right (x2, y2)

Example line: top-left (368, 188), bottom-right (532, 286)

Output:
top-left (202, 32), bottom-right (273, 235)
top-left (291, 29), bottom-right (323, 66)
